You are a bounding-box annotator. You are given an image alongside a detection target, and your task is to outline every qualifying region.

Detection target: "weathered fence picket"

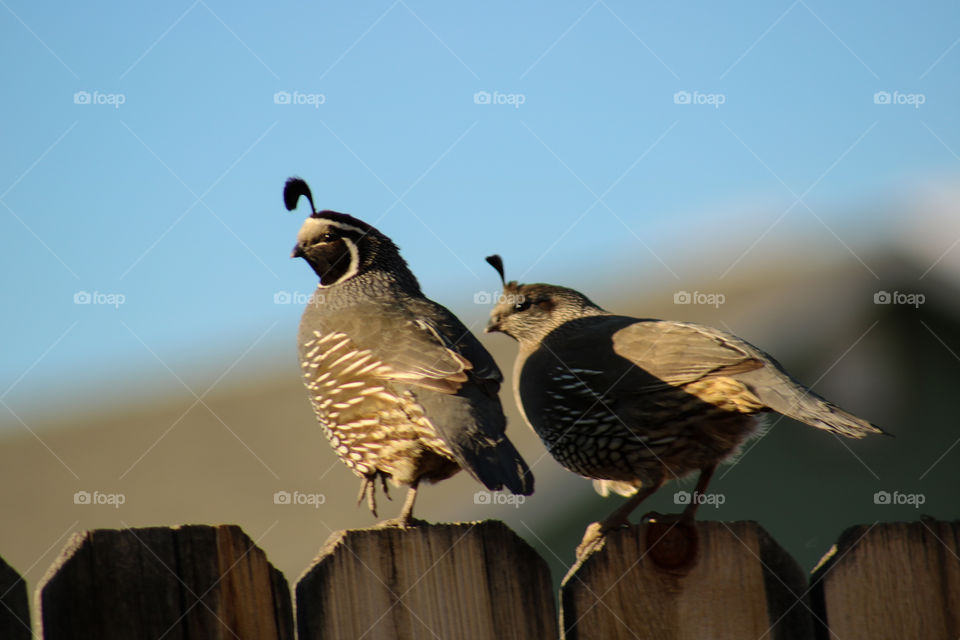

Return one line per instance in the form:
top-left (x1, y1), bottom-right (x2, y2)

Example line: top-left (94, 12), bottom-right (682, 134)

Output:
top-left (1, 518), bottom-right (954, 638)
top-left (810, 519), bottom-right (960, 639)
top-left (560, 520), bottom-right (811, 640)
top-left (37, 524), bottom-right (293, 640)
top-left (0, 555), bottom-right (30, 640)
top-left (295, 520), bottom-right (558, 640)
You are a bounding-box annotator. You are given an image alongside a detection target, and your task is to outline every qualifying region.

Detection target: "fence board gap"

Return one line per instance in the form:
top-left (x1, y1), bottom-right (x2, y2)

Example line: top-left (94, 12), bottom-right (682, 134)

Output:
top-left (37, 524), bottom-right (293, 640)
top-left (560, 520), bottom-right (812, 640)
top-left (295, 520), bottom-right (557, 640)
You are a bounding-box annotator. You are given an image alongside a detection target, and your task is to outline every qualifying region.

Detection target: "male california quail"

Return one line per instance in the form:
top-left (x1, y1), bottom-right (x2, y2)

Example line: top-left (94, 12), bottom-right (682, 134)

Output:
top-left (283, 179), bottom-right (533, 525)
top-left (483, 255), bottom-right (886, 556)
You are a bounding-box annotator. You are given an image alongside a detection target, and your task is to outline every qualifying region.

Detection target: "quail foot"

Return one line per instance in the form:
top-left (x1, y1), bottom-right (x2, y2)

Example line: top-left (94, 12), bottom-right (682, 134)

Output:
top-left (283, 179), bottom-right (533, 526)
top-left (483, 255), bottom-right (886, 557)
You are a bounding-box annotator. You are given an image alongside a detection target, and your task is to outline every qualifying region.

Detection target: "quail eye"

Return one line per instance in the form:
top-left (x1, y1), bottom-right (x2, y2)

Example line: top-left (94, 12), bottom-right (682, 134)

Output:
top-left (316, 232), bottom-right (337, 243)
top-left (514, 299), bottom-right (532, 312)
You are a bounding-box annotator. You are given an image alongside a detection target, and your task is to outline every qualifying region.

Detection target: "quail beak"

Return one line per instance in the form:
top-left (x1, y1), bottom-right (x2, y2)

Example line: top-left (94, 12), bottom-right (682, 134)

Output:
top-left (291, 244), bottom-right (305, 259)
top-left (484, 317), bottom-right (501, 334)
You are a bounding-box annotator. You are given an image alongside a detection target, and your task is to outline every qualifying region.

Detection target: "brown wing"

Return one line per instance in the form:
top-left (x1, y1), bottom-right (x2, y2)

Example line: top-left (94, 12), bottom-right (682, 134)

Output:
top-left (611, 320), bottom-right (765, 387)
top-left (301, 301), bottom-right (483, 395)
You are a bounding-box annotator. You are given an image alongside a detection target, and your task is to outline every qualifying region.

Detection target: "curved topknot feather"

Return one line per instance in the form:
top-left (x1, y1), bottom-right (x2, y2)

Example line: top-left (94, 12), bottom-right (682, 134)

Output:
top-left (485, 254), bottom-right (506, 286)
top-left (284, 177), bottom-right (315, 213)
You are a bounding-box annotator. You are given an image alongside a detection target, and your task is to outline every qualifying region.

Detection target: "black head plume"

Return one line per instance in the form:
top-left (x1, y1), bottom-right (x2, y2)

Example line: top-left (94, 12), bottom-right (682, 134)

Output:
top-left (284, 177), bottom-right (316, 213)
top-left (485, 254), bottom-right (506, 286)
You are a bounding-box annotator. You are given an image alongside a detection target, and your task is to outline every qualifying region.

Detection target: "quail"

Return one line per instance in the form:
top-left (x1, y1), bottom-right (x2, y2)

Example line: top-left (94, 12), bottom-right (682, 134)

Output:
top-left (483, 255), bottom-right (886, 556)
top-left (282, 179), bottom-right (533, 525)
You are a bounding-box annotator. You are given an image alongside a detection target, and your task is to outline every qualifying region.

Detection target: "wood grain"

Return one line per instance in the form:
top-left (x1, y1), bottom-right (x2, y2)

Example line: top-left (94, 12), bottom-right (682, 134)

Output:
top-left (296, 520), bottom-right (557, 639)
top-left (560, 520), bottom-right (811, 640)
top-left (38, 524), bottom-right (293, 640)
top-left (811, 519), bottom-right (960, 639)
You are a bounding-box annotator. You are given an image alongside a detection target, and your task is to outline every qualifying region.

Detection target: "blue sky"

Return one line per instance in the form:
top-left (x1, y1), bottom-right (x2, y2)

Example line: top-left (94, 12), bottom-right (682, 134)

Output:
top-left (2, 1), bottom-right (958, 427)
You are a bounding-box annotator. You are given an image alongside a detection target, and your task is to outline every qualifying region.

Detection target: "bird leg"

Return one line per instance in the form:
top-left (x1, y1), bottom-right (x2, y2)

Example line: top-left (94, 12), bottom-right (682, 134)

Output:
top-left (577, 480), bottom-right (663, 559)
top-left (376, 479), bottom-right (426, 529)
top-left (397, 482), bottom-right (419, 525)
top-left (682, 465), bottom-right (715, 520)
top-left (643, 465), bottom-right (717, 524)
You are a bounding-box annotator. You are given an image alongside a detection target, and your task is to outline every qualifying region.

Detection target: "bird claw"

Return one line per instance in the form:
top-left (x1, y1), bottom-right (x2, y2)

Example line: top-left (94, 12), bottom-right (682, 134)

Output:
top-left (576, 518), bottom-right (631, 560)
top-left (576, 522), bottom-right (607, 560)
top-left (380, 473), bottom-right (392, 501)
top-left (356, 472), bottom-right (396, 518)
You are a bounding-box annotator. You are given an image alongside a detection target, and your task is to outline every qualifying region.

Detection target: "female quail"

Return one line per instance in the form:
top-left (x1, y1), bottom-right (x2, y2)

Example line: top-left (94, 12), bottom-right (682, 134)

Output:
top-left (483, 255), bottom-right (885, 556)
top-left (283, 179), bottom-right (533, 525)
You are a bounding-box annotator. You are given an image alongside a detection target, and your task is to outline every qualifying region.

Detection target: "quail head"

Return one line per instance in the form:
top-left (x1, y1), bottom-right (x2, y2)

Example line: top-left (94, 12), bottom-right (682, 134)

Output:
top-left (283, 178), bottom-right (533, 525)
top-left (483, 255), bottom-right (886, 557)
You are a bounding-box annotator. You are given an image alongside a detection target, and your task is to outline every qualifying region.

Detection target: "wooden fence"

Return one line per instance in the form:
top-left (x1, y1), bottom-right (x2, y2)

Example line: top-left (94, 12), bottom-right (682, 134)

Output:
top-left (1, 519), bottom-right (956, 639)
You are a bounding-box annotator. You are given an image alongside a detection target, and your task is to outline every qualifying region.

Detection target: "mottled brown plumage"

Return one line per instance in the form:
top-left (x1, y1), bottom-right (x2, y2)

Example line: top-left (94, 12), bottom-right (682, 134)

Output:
top-left (283, 180), bottom-right (533, 525)
top-left (484, 255), bottom-right (886, 556)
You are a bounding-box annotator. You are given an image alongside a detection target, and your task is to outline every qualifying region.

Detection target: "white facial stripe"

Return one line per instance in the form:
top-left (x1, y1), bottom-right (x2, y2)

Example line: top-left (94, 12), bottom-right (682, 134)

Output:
top-left (323, 219), bottom-right (367, 236)
top-left (295, 218), bottom-right (367, 245)
top-left (297, 218), bottom-right (324, 245)
top-left (319, 236), bottom-right (360, 287)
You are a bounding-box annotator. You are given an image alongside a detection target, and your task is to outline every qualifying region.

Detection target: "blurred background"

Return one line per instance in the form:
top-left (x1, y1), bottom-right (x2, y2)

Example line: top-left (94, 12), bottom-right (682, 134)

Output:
top-left (2, 0), bottom-right (959, 609)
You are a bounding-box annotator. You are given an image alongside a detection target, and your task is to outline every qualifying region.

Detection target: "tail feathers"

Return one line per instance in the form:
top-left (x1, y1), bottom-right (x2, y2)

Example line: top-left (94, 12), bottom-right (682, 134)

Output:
top-left (789, 399), bottom-right (888, 438)
top-left (467, 440), bottom-right (535, 496)
top-left (762, 389), bottom-right (888, 438)
top-left (739, 368), bottom-right (889, 438)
